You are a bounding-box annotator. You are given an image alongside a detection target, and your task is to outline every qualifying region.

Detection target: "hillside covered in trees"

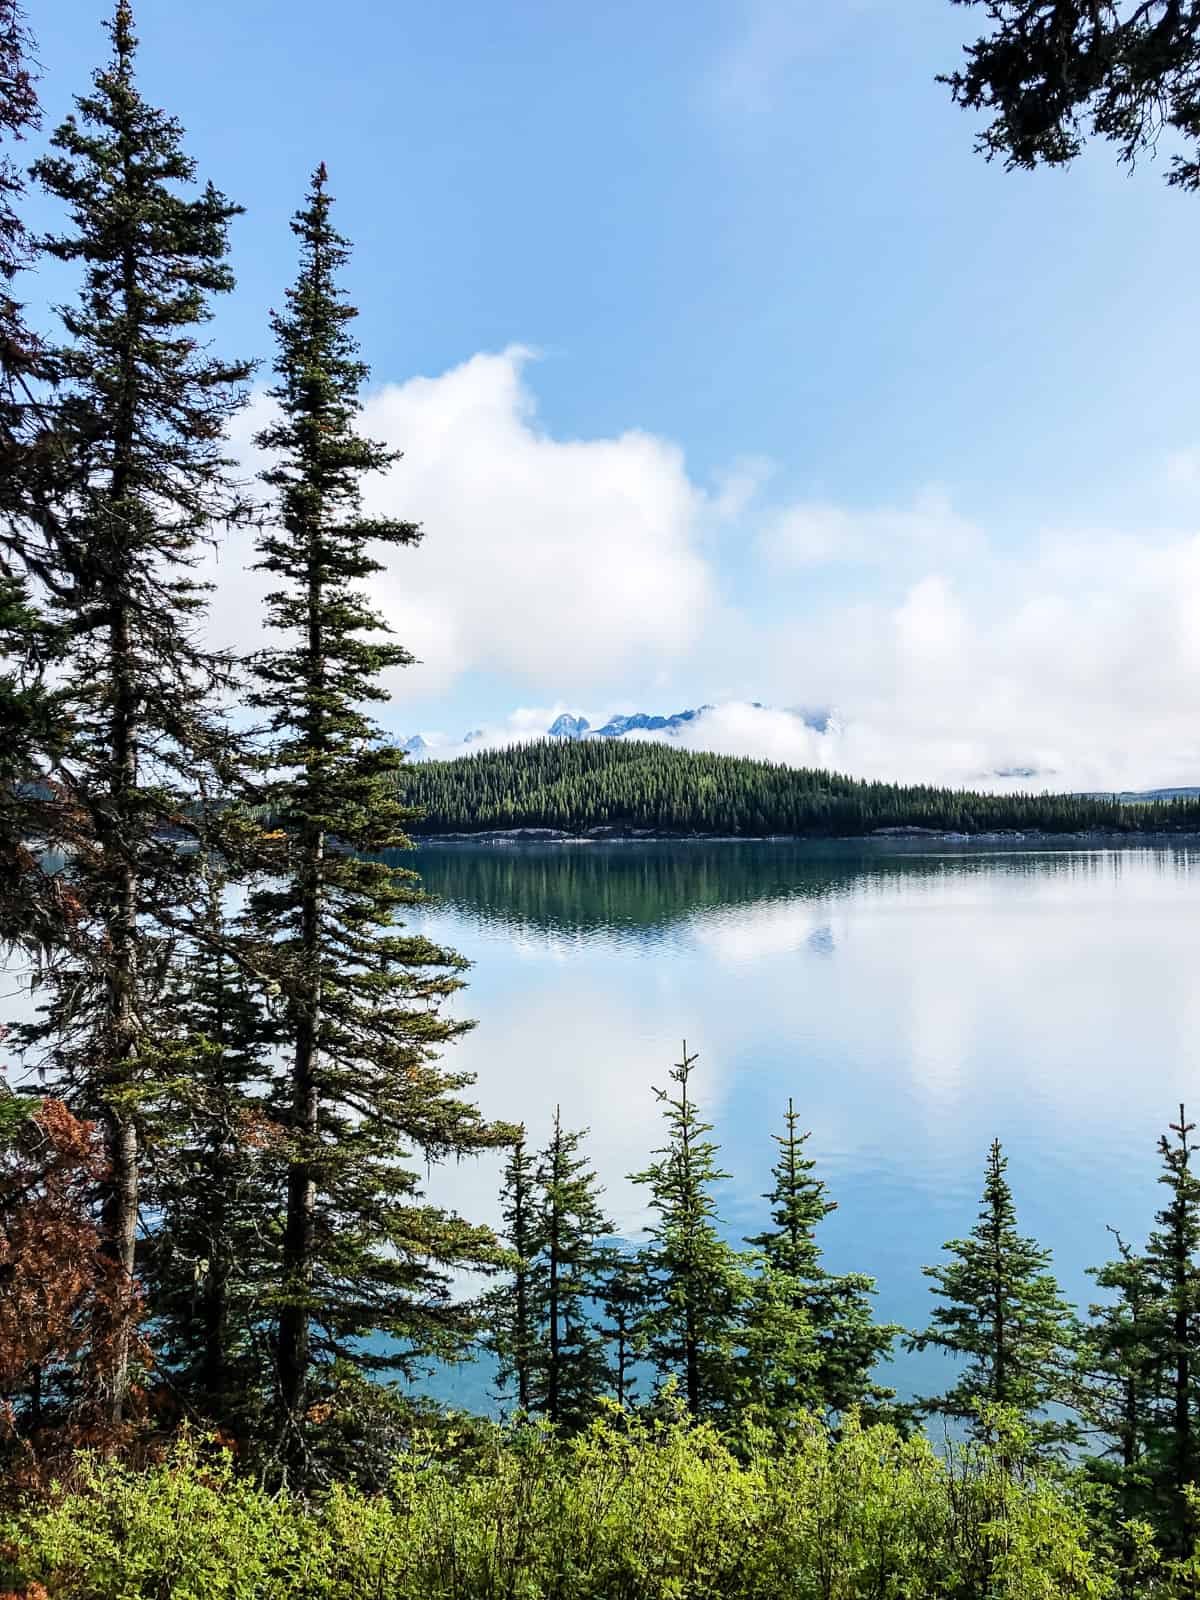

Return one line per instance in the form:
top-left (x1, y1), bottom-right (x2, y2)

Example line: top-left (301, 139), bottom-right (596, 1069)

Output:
top-left (10, 0), bottom-right (1200, 1593)
top-left (396, 738), bottom-right (1200, 837)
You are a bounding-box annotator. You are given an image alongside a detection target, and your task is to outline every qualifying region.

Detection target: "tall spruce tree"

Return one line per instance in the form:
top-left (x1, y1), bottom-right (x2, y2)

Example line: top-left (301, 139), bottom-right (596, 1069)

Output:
top-left (482, 1133), bottom-right (540, 1415)
top-left (531, 1108), bottom-right (614, 1428)
top-left (630, 1044), bottom-right (750, 1419)
top-left (1076, 1227), bottom-right (1158, 1522)
top-left (244, 165), bottom-right (512, 1465)
top-left (0, 0), bottom-right (80, 956)
top-left (24, 1), bottom-right (251, 1419)
top-left (0, 0), bottom-right (45, 550)
top-left (1134, 1106), bottom-right (1200, 1551)
top-left (744, 1099), bottom-right (897, 1424)
top-left (910, 1139), bottom-right (1076, 1451)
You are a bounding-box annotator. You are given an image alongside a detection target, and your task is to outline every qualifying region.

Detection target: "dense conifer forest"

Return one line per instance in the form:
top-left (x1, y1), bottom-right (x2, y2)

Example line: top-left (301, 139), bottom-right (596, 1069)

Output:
top-left (396, 737), bottom-right (1200, 838)
top-left (5, 1), bottom-right (1200, 1594)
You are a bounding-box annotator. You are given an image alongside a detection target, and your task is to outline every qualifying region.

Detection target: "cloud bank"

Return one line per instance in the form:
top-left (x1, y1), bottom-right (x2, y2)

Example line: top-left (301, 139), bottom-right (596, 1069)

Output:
top-left (215, 346), bottom-right (715, 702)
top-left (210, 347), bottom-right (1200, 793)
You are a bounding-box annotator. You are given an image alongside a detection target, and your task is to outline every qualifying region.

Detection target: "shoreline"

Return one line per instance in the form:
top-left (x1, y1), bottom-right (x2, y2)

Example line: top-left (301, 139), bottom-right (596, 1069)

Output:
top-left (411, 825), bottom-right (1200, 847)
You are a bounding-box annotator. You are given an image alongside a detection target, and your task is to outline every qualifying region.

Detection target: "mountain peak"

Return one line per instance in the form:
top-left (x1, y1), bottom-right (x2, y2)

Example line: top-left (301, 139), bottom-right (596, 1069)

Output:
top-left (548, 705), bottom-right (713, 741)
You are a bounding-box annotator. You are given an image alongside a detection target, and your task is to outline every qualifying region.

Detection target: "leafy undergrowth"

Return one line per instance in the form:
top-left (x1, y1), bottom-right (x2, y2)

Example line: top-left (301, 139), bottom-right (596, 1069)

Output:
top-left (1, 1411), bottom-right (1185, 1600)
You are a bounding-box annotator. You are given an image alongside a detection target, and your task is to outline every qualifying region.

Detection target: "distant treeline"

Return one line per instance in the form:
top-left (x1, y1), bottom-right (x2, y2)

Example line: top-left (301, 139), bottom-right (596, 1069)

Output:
top-left (395, 739), bottom-right (1200, 837)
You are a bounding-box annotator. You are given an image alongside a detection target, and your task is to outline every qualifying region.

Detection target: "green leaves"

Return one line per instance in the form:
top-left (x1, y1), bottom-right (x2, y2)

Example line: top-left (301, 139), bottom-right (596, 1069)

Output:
top-left (242, 166), bottom-right (512, 1465)
top-left (911, 1140), bottom-right (1078, 1453)
top-left (630, 1044), bottom-right (753, 1420)
top-left (15, 0), bottom-right (252, 1419)
top-left (0, 1415), bottom-right (1122, 1598)
top-left (943, 1), bottom-right (1200, 192)
top-left (743, 1099), bottom-right (898, 1426)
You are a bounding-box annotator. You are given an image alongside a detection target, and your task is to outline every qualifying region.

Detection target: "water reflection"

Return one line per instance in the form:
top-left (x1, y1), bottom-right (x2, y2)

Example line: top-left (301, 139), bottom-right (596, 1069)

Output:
top-left (402, 842), bottom-right (1200, 1407)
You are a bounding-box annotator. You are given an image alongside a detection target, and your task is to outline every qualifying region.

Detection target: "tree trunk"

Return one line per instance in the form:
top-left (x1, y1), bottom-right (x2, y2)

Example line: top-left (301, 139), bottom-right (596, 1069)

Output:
top-left (548, 1203), bottom-right (561, 1424)
top-left (1175, 1254), bottom-right (1191, 1500)
top-left (100, 1104), bottom-right (139, 1420)
top-left (278, 837), bottom-right (322, 1441)
top-left (615, 1314), bottom-right (628, 1409)
top-left (201, 1179), bottom-right (230, 1410)
top-left (515, 1252), bottom-right (530, 1412)
top-left (99, 595), bottom-right (141, 1423)
top-left (96, 162), bottom-right (144, 1423)
top-left (685, 1300), bottom-right (699, 1415)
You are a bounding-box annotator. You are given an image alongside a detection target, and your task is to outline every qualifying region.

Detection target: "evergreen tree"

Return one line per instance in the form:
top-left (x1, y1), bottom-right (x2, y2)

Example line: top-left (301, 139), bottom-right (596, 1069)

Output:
top-left (0, 576), bottom-right (72, 954)
top-left (24, 1), bottom-right (251, 1419)
top-left (942, 1), bottom-right (1200, 191)
top-left (629, 1044), bottom-right (749, 1419)
top-left (142, 866), bottom-right (279, 1437)
top-left (0, 0), bottom-right (80, 957)
top-left (1076, 1227), bottom-right (1158, 1524)
top-left (392, 736), bottom-right (1200, 840)
top-left (910, 1139), bottom-right (1076, 1451)
top-left (737, 1266), bottom-right (817, 1430)
top-left (1135, 1106), bottom-right (1200, 1551)
top-left (744, 1099), bottom-right (897, 1424)
top-left (243, 165), bottom-right (512, 1466)
top-left (481, 1133), bottom-right (540, 1415)
top-left (531, 1108), bottom-right (614, 1428)
top-left (0, 0), bottom-right (46, 540)
top-left (599, 1256), bottom-right (642, 1411)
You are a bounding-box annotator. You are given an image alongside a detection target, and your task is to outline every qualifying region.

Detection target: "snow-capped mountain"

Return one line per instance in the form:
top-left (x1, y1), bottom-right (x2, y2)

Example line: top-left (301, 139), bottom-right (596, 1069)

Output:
top-left (397, 705), bottom-right (1191, 794)
top-left (544, 703), bottom-right (841, 742)
top-left (403, 702), bottom-right (844, 761)
top-left (548, 706), bottom-right (714, 740)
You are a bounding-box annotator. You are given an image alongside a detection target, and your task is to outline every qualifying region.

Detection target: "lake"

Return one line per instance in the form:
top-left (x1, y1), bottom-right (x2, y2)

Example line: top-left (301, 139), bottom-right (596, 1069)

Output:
top-left (400, 838), bottom-right (1200, 1412)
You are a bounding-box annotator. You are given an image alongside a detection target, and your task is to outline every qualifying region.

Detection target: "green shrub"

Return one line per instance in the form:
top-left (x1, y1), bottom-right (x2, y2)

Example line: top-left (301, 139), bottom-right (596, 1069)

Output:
top-left (0, 1413), bottom-right (1129, 1599)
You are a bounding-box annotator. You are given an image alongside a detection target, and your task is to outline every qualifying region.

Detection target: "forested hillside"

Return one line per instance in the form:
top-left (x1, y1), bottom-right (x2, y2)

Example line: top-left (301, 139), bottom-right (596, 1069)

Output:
top-left (12, 3), bottom-right (1200, 1594)
top-left (396, 738), bottom-right (1200, 837)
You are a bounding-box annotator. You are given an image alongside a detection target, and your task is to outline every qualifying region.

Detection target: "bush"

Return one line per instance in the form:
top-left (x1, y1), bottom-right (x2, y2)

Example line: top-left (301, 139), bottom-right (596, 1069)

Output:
top-left (0, 1412), bottom-right (1126, 1599)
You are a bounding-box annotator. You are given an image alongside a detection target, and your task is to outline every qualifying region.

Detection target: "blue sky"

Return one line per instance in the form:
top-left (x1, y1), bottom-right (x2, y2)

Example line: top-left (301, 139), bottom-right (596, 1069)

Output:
top-left (33, 1), bottom-right (1200, 786)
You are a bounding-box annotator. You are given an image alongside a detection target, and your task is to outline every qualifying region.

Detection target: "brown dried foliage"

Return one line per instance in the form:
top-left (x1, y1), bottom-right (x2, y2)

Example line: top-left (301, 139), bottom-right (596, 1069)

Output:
top-left (0, 1097), bottom-right (148, 1486)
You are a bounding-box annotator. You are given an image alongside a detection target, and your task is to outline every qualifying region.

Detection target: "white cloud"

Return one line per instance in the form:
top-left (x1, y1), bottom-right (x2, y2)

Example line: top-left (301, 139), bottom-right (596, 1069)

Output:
top-left (211, 347), bottom-right (717, 702)
top-left (747, 520), bottom-right (1200, 791)
top-left (210, 350), bottom-right (1200, 795)
top-left (760, 488), bottom-right (982, 570)
top-left (421, 957), bottom-right (735, 1237)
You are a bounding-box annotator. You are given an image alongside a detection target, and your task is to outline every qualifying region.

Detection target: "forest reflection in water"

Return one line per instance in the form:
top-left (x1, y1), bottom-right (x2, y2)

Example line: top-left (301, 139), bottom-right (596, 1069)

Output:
top-left (389, 841), bottom-right (1200, 1409)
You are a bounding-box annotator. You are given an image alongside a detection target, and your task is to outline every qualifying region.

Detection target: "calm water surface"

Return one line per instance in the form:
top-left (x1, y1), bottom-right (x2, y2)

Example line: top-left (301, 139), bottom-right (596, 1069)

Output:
top-left (398, 839), bottom-right (1200, 1410)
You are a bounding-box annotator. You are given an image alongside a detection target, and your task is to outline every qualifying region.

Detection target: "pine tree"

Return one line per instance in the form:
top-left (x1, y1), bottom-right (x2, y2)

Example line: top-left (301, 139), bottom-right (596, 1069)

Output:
top-left (481, 1133), bottom-right (540, 1415)
top-left (630, 1043), bottom-right (749, 1419)
top-left (743, 1099), bottom-right (897, 1425)
top-left (24, 1), bottom-right (251, 1419)
top-left (0, 0), bottom-right (81, 957)
top-left (910, 1139), bottom-right (1076, 1451)
top-left (0, 0), bottom-right (45, 532)
top-left (531, 1108), bottom-right (614, 1428)
top-left (1076, 1227), bottom-right (1158, 1523)
top-left (1136, 1106), bottom-right (1200, 1551)
top-left (141, 864), bottom-right (279, 1437)
top-left (243, 165), bottom-right (513, 1466)
top-left (599, 1256), bottom-right (642, 1411)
